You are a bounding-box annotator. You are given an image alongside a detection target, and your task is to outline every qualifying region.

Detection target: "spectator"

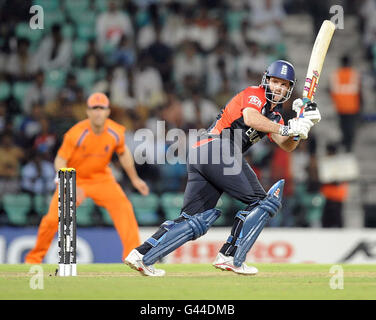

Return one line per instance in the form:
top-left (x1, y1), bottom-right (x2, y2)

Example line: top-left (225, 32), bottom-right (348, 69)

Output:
top-left (82, 40), bottom-right (104, 70)
top-left (111, 35), bottom-right (136, 69)
top-left (213, 74), bottom-right (235, 108)
top-left (134, 54), bottom-right (166, 109)
top-left (146, 22), bottom-right (173, 85)
top-left (0, 102), bottom-right (7, 134)
top-left (230, 20), bottom-right (255, 54)
top-left (329, 55), bottom-right (362, 152)
top-left (0, 132), bottom-right (24, 179)
top-left (174, 40), bottom-right (205, 90)
top-left (320, 143), bottom-right (348, 228)
top-left (21, 150), bottom-right (55, 195)
top-left (92, 67), bottom-right (137, 109)
top-left (237, 40), bottom-right (267, 86)
top-left (96, 0), bottom-right (134, 50)
top-left (5, 38), bottom-right (38, 81)
top-left (19, 103), bottom-right (45, 147)
top-left (34, 24), bottom-right (72, 71)
top-left (161, 2), bottom-right (186, 48)
top-left (181, 90), bottom-right (218, 129)
top-left (206, 41), bottom-right (236, 96)
top-left (60, 73), bottom-right (81, 103)
top-left (248, 0), bottom-right (286, 47)
top-left (33, 117), bottom-right (57, 159)
top-left (23, 70), bottom-right (56, 114)
top-left (269, 143), bottom-right (295, 227)
top-left (192, 6), bottom-right (219, 53)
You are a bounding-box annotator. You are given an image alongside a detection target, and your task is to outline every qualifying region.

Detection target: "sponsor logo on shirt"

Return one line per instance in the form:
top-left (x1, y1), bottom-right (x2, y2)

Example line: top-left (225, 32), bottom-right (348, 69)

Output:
top-left (247, 95), bottom-right (262, 108)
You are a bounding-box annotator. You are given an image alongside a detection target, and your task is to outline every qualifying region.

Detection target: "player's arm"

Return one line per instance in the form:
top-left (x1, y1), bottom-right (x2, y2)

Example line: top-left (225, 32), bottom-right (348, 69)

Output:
top-left (118, 145), bottom-right (149, 196)
top-left (270, 134), bottom-right (300, 152)
top-left (243, 107), bottom-right (313, 152)
top-left (243, 107), bottom-right (281, 134)
top-left (54, 155), bottom-right (68, 171)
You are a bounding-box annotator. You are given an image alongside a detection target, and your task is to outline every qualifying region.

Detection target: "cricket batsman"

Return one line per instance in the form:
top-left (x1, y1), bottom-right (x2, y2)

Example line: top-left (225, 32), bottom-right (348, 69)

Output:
top-left (25, 92), bottom-right (148, 264)
top-left (125, 60), bottom-right (321, 276)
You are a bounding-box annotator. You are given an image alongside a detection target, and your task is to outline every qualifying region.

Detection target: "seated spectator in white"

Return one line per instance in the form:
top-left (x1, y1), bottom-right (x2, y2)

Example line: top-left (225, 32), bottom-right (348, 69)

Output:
top-left (174, 40), bottom-right (205, 86)
top-left (134, 55), bottom-right (166, 109)
top-left (91, 67), bottom-right (137, 109)
top-left (206, 41), bottom-right (236, 96)
top-left (6, 38), bottom-right (38, 81)
top-left (23, 70), bottom-right (56, 114)
top-left (34, 24), bottom-right (72, 71)
top-left (191, 6), bottom-right (219, 53)
top-left (21, 150), bottom-right (55, 195)
top-left (237, 40), bottom-right (267, 85)
top-left (181, 89), bottom-right (218, 129)
top-left (247, 0), bottom-right (286, 46)
top-left (230, 20), bottom-right (255, 54)
top-left (96, 0), bottom-right (134, 50)
top-left (161, 2), bottom-right (186, 48)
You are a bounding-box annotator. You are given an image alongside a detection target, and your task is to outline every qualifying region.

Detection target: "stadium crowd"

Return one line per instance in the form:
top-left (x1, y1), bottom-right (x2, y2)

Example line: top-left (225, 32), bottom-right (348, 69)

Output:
top-left (0, 0), bottom-right (373, 228)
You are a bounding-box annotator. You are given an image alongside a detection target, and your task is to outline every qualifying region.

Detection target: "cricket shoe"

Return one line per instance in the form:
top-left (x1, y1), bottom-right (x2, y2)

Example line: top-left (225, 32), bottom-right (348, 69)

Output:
top-left (124, 249), bottom-right (166, 277)
top-left (212, 253), bottom-right (258, 275)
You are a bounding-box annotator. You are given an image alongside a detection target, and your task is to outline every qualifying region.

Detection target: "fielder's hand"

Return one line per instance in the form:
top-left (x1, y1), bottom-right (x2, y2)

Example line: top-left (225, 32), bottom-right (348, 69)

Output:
top-left (292, 98), bottom-right (321, 124)
top-left (132, 178), bottom-right (150, 196)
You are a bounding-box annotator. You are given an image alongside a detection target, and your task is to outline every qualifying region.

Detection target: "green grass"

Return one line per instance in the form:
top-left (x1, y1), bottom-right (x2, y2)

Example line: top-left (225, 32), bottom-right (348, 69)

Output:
top-left (0, 263), bottom-right (375, 300)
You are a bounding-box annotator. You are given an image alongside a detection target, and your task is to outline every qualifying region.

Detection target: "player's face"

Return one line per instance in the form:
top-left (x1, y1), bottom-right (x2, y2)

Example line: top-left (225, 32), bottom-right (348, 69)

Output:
top-left (87, 106), bottom-right (110, 128)
top-left (268, 77), bottom-right (291, 103)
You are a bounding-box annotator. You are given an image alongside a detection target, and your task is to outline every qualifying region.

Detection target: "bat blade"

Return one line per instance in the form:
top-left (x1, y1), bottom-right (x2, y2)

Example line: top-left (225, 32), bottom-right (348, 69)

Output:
top-left (302, 20), bottom-right (336, 102)
top-left (294, 20), bottom-right (335, 140)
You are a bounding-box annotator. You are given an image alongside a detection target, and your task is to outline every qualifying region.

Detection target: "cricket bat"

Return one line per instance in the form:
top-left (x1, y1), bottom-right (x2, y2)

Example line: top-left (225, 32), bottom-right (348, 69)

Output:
top-left (294, 20), bottom-right (336, 140)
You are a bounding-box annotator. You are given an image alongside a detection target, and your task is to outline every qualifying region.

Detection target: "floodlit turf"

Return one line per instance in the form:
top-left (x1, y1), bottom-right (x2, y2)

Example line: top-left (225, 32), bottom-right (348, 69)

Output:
top-left (0, 263), bottom-right (375, 300)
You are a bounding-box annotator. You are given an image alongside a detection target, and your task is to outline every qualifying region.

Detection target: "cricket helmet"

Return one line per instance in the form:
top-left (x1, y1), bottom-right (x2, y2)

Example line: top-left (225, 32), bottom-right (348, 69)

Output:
top-left (261, 60), bottom-right (296, 103)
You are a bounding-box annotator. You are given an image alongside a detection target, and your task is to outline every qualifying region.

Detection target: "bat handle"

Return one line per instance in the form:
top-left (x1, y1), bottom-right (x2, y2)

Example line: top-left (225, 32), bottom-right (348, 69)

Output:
top-left (293, 98), bottom-right (311, 141)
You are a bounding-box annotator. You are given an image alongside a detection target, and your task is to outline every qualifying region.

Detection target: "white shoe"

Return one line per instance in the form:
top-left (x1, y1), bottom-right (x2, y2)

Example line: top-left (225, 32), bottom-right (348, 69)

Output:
top-left (212, 253), bottom-right (258, 275)
top-left (124, 249), bottom-right (166, 277)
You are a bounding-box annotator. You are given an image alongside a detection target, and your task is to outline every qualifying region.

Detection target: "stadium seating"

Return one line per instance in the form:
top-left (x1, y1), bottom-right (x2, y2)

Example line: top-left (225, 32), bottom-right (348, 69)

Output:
top-left (160, 192), bottom-right (184, 220)
top-left (45, 69), bottom-right (67, 89)
top-left (0, 82), bottom-right (11, 100)
top-left (76, 197), bottom-right (95, 226)
top-left (129, 193), bottom-right (160, 226)
top-left (98, 206), bottom-right (113, 226)
top-left (12, 82), bottom-right (31, 108)
top-left (33, 194), bottom-right (52, 217)
top-left (301, 193), bottom-right (326, 227)
top-left (214, 194), bottom-right (232, 226)
top-left (2, 193), bottom-right (32, 226)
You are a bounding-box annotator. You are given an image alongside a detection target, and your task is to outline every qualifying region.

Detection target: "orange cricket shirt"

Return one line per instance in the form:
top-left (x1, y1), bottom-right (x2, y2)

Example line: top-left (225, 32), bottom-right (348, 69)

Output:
top-left (57, 119), bottom-right (126, 182)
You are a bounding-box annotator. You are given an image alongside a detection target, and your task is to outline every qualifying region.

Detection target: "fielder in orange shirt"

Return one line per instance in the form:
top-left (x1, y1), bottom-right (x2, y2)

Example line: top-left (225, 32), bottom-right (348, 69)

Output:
top-left (25, 92), bottom-right (148, 263)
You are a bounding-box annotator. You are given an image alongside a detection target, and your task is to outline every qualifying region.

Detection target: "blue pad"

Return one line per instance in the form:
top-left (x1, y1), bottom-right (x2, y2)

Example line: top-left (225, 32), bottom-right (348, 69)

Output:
top-left (233, 179), bottom-right (284, 267)
top-left (143, 208), bottom-right (221, 265)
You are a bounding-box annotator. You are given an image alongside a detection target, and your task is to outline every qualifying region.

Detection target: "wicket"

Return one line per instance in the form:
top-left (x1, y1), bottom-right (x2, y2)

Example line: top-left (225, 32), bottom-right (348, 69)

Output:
top-left (58, 168), bottom-right (77, 277)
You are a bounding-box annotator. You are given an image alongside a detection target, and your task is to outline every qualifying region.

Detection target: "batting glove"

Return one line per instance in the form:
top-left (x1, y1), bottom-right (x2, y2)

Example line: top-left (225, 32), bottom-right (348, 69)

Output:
top-left (292, 98), bottom-right (321, 124)
top-left (279, 118), bottom-right (314, 140)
